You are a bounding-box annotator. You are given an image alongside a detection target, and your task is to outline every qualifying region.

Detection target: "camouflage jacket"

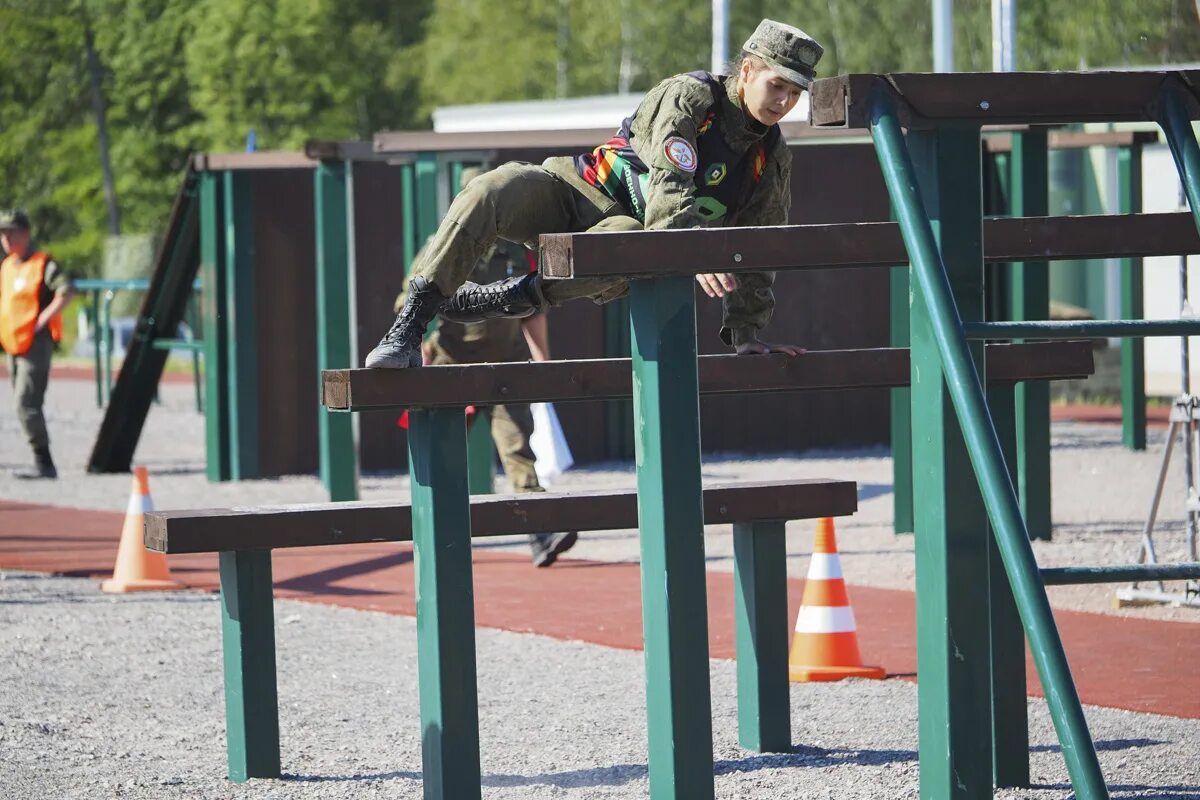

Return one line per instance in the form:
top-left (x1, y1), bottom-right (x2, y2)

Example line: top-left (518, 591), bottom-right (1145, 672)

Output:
top-left (628, 73), bottom-right (792, 346)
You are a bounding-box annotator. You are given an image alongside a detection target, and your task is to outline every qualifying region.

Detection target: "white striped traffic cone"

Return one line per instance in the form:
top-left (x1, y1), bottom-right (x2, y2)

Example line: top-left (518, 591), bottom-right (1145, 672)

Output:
top-left (788, 517), bottom-right (885, 682)
top-left (101, 466), bottom-right (183, 593)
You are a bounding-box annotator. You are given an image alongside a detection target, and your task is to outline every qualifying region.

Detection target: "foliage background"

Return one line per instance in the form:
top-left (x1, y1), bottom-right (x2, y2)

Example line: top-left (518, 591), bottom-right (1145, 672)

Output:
top-left (0, 0), bottom-right (1197, 273)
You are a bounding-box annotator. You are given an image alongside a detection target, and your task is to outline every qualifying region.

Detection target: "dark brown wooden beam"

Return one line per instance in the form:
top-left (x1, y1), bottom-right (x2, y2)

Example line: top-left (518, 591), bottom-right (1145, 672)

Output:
top-left (539, 212), bottom-right (1198, 278)
top-left (984, 129), bottom-right (1160, 154)
top-left (323, 341), bottom-right (1092, 412)
top-left (810, 71), bottom-right (1200, 129)
top-left (145, 479), bottom-right (858, 554)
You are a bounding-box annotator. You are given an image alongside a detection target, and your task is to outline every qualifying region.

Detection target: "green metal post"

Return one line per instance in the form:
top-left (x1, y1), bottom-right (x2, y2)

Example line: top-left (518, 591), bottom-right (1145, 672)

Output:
top-left (90, 290), bottom-right (103, 407)
top-left (986, 381), bottom-right (1030, 788)
top-left (218, 550), bottom-right (281, 781)
top-left (629, 277), bottom-right (714, 800)
top-left (891, 263), bottom-right (913, 535)
top-left (1158, 81), bottom-right (1200, 236)
top-left (870, 85), bottom-right (1109, 800)
top-left (905, 122), bottom-right (995, 800)
top-left (408, 407), bottom-right (481, 800)
top-left (414, 153), bottom-right (440, 245)
top-left (1118, 144), bottom-right (1147, 451)
top-left (200, 172), bottom-right (230, 482)
top-left (314, 160), bottom-right (359, 501)
top-left (733, 520), bottom-right (790, 753)
top-left (223, 170), bottom-right (258, 480)
top-left (1010, 132), bottom-right (1052, 541)
top-left (466, 412), bottom-right (494, 494)
top-left (400, 164), bottom-right (417, 274)
top-left (605, 298), bottom-right (634, 460)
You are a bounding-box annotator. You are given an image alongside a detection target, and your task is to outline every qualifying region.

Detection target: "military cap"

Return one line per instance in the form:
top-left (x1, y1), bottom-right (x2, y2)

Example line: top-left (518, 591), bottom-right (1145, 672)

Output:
top-left (743, 19), bottom-right (824, 89)
top-left (0, 208), bottom-right (30, 231)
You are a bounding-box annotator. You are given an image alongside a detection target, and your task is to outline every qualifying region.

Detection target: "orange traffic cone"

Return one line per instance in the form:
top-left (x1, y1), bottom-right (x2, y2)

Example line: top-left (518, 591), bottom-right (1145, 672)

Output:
top-left (788, 517), bottom-right (885, 682)
top-left (100, 466), bottom-right (183, 593)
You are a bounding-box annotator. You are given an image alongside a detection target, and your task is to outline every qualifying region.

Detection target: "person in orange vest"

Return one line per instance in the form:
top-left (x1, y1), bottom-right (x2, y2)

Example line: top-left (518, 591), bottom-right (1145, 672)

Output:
top-left (0, 209), bottom-right (73, 479)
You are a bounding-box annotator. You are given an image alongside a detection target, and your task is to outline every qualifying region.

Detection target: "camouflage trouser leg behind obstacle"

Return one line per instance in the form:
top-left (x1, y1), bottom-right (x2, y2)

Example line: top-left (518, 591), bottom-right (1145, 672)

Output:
top-left (412, 159), bottom-right (639, 306)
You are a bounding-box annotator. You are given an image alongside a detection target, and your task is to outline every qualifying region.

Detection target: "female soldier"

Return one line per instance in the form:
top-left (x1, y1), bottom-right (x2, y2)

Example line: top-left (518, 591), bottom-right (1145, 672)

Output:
top-left (365, 19), bottom-right (823, 368)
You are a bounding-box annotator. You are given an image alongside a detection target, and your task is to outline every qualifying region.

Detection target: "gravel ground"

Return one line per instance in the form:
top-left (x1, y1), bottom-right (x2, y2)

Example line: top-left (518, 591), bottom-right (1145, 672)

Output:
top-left (2, 573), bottom-right (1198, 800)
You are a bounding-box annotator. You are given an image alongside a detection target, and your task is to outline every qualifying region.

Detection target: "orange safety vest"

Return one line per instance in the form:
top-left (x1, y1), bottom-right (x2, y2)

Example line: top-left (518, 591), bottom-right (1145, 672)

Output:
top-left (0, 250), bottom-right (62, 356)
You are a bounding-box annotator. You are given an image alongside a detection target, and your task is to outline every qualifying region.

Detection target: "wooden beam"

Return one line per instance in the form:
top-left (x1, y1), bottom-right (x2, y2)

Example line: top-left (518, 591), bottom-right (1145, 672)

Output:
top-left (145, 479), bottom-right (858, 554)
top-left (539, 212), bottom-right (1199, 278)
top-left (984, 129), bottom-right (1160, 154)
top-left (323, 341), bottom-right (1093, 411)
top-left (810, 71), bottom-right (1200, 129)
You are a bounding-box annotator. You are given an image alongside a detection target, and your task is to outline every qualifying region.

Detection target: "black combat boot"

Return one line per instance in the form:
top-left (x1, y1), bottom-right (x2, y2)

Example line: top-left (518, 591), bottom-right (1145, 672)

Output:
top-left (439, 272), bottom-right (544, 324)
top-left (16, 447), bottom-right (57, 480)
top-left (528, 531), bottom-right (578, 568)
top-left (364, 277), bottom-right (448, 368)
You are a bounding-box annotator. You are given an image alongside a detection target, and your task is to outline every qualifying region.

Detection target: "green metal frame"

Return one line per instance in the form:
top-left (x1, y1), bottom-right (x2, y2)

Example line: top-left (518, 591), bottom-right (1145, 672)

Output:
top-left (200, 172), bottom-right (230, 482)
top-left (869, 84), bottom-right (1109, 799)
top-left (629, 277), bottom-right (715, 800)
top-left (1118, 143), bottom-right (1147, 450)
top-left (732, 520), bottom-right (790, 753)
top-left (314, 160), bottom-right (359, 501)
top-left (905, 123), bottom-right (997, 798)
top-left (1009, 132), bottom-right (1053, 541)
top-left (890, 261), bottom-right (914, 535)
top-left (407, 407), bottom-right (482, 800)
top-left (223, 170), bottom-right (259, 480)
top-left (219, 550), bottom-right (281, 781)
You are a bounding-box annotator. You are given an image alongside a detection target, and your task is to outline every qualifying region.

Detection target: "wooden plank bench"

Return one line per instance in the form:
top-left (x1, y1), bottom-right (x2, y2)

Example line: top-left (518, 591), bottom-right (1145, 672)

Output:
top-left (146, 479), bottom-right (858, 782)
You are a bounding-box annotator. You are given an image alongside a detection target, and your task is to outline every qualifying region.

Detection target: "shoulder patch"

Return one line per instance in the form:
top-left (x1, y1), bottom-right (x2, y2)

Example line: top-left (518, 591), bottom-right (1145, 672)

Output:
top-left (664, 137), bottom-right (698, 173)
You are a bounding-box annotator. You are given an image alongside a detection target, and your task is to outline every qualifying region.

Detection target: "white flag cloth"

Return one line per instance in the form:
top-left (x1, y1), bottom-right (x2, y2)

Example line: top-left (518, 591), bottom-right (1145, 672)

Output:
top-left (530, 402), bottom-right (574, 486)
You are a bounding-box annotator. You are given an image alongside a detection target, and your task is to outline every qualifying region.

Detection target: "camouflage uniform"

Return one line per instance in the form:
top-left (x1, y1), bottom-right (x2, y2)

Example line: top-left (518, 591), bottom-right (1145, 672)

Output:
top-left (410, 239), bottom-right (542, 492)
top-left (409, 72), bottom-right (793, 347)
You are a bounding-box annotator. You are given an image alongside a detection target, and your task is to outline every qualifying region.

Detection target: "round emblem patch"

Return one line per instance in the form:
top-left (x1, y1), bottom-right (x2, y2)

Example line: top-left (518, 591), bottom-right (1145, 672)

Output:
top-left (664, 137), bottom-right (697, 173)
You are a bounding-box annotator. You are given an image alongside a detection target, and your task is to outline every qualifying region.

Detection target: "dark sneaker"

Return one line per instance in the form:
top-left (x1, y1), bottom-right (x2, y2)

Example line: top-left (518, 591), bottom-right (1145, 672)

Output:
top-left (440, 273), bottom-right (544, 324)
top-left (529, 531), bottom-right (578, 568)
top-left (364, 277), bottom-right (447, 368)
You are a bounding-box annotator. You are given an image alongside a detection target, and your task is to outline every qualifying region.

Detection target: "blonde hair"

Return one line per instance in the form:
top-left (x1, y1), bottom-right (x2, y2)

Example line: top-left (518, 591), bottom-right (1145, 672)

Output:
top-left (725, 52), bottom-right (770, 83)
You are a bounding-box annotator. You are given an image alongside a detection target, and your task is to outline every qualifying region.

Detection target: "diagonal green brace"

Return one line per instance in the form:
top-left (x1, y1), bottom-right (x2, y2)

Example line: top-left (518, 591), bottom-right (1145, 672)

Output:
top-left (408, 407), bottom-right (481, 800)
top-left (219, 550), bottom-right (281, 782)
top-left (733, 520), bottom-right (791, 753)
top-left (630, 277), bottom-right (715, 800)
top-left (870, 83), bottom-right (1109, 800)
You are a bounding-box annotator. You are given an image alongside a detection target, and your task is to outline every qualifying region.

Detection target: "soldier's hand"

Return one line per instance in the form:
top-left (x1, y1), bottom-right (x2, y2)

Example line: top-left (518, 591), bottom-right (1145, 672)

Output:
top-left (420, 340), bottom-right (435, 365)
top-left (735, 339), bottom-right (805, 357)
top-left (696, 272), bottom-right (738, 298)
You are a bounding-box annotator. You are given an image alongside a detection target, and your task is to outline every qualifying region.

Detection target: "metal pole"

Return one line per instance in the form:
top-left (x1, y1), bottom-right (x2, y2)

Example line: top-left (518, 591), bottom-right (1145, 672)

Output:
top-left (869, 84), bottom-right (1109, 800)
top-left (991, 0), bottom-right (1016, 72)
top-left (933, 0), bottom-right (954, 72)
top-left (712, 0), bottom-right (729, 74)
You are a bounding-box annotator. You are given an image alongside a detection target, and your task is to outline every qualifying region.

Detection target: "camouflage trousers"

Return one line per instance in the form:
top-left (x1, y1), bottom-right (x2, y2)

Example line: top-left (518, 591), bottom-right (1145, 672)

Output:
top-left (7, 332), bottom-right (52, 452)
top-left (425, 340), bottom-right (541, 493)
top-left (413, 157), bottom-right (640, 305)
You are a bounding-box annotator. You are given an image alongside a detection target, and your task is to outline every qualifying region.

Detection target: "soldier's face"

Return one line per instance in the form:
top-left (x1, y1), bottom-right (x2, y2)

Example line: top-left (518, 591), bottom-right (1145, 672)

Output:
top-left (0, 228), bottom-right (28, 256)
top-left (739, 61), bottom-right (804, 125)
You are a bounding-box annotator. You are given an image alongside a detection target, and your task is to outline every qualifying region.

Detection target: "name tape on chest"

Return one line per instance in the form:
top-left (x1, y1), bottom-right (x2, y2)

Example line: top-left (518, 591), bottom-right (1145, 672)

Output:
top-left (664, 137), bottom-right (698, 173)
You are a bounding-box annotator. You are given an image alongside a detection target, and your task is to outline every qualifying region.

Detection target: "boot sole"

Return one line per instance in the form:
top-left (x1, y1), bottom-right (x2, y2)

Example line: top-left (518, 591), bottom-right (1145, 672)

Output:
top-left (533, 531), bottom-right (579, 568)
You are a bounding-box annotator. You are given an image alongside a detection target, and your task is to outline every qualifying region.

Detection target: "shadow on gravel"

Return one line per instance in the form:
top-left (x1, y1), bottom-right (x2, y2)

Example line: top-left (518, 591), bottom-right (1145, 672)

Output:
top-left (281, 770), bottom-right (421, 783)
top-left (1030, 737), bottom-right (1165, 755)
top-left (480, 744), bottom-right (916, 789)
top-left (1032, 783), bottom-right (1200, 799)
